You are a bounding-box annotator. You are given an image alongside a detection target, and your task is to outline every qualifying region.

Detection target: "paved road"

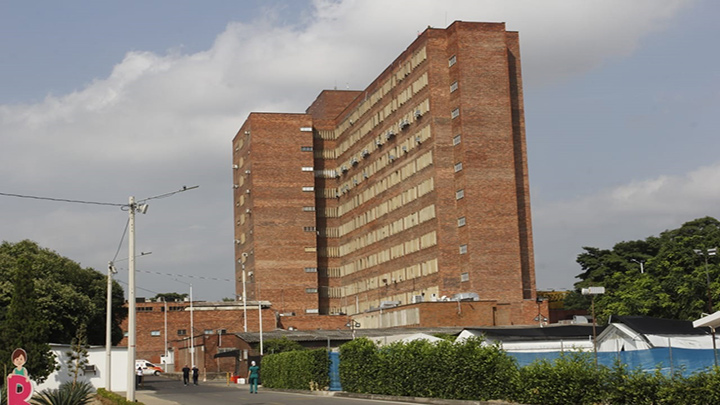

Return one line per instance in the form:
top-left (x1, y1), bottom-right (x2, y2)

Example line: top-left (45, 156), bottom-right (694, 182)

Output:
top-left (133, 376), bottom-right (414, 405)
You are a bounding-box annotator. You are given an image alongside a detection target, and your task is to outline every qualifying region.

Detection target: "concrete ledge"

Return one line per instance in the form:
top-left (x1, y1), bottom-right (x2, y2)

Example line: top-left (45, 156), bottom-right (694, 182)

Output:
top-left (265, 388), bottom-right (518, 405)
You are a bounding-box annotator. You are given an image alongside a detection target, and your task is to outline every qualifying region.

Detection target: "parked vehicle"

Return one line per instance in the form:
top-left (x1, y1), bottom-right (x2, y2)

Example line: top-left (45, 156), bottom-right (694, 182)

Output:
top-left (135, 359), bottom-right (163, 376)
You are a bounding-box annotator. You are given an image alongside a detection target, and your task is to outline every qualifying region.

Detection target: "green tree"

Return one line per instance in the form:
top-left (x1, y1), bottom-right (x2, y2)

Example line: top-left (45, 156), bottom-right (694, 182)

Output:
top-left (153, 292), bottom-right (188, 302)
top-left (0, 240), bottom-right (126, 346)
top-left (565, 217), bottom-right (720, 322)
top-left (0, 257), bottom-right (56, 383)
top-left (66, 323), bottom-right (90, 386)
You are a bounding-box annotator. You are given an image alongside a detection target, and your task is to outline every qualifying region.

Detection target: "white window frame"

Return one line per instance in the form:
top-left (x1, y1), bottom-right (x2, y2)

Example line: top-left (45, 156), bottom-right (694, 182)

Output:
top-left (453, 134), bottom-right (461, 145)
top-left (454, 162), bottom-right (463, 172)
top-left (456, 189), bottom-right (464, 200)
top-left (451, 108), bottom-right (460, 119)
top-left (448, 55), bottom-right (457, 67)
top-left (459, 244), bottom-right (468, 254)
top-left (458, 217), bottom-right (466, 227)
top-left (450, 81), bottom-right (458, 93)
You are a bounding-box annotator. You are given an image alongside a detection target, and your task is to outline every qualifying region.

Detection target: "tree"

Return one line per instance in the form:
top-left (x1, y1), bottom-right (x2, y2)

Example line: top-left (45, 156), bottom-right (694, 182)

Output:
top-left (0, 257), bottom-right (56, 383)
top-left (66, 323), bottom-right (90, 386)
top-left (565, 217), bottom-right (720, 323)
top-left (0, 240), bottom-right (126, 346)
top-left (153, 292), bottom-right (189, 302)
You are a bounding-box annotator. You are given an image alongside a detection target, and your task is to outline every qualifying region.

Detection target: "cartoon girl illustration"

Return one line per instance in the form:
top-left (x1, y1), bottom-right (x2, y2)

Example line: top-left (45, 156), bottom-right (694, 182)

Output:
top-left (11, 348), bottom-right (28, 379)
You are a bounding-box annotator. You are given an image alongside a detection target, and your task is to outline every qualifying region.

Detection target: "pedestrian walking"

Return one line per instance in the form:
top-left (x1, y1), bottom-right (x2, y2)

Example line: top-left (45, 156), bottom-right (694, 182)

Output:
top-left (192, 365), bottom-right (199, 385)
top-left (136, 367), bottom-right (143, 389)
top-left (182, 364), bottom-right (190, 386)
top-left (248, 361), bottom-right (259, 394)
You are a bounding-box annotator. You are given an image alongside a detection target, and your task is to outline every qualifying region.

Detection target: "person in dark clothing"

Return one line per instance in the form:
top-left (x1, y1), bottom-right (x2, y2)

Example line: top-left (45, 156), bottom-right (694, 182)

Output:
top-left (182, 364), bottom-right (190, 386)
top-left (248, 361), bottom-right (259, 394)
top-left (136, 367), bottom-right (143, 389)
top-left (192, 365), bottom-right (199, 385)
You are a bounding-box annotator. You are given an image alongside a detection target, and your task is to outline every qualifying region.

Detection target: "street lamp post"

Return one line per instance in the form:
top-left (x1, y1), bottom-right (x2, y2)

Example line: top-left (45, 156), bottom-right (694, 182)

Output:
top-left (630, 258), bottom-right (645, 274)
top-left (535, 297), bottom-right (548, 327)
top-left (105, 262), bottom-right (117, 390)
top-left (582, 286), bottom-right (605, 366)
top-left (175, 279), bottom-right (194, 368)
top-left (345, 320), bottom-right (361, 339)
top-left (126, 197), bottom-right (148, 402)
top-left (694, 247), bottom-right (718, 367)
top-left (122, 186), bottom-right (196, 402)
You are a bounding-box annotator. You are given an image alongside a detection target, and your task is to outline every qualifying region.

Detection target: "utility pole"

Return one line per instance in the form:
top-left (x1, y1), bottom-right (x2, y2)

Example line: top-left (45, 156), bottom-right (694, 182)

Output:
top-left (106, 262), bottom-right (116, 391)
top-left (126, 196), bottom-right (137, 402)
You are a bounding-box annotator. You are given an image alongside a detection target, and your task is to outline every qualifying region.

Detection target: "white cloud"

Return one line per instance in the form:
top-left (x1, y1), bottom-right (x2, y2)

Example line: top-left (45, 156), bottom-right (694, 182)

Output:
top-left (0, 0), bottom-right (696, 299)
top-left (534, 162), bottom-right (720, 290)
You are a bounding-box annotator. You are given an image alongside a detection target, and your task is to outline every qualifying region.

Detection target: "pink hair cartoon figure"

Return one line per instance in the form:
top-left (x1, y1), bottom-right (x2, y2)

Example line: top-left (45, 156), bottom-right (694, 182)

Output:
top-left (7, 348), bottom-right (33, 405)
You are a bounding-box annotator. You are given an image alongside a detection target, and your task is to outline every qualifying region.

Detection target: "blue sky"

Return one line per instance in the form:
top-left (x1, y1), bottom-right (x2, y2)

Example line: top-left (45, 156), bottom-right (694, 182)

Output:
top-left (1, 0), bottom-right (718, 301)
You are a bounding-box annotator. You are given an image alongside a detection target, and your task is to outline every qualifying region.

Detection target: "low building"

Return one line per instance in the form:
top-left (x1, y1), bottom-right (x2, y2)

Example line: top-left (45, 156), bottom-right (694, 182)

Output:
top-left (456, 324), bottom-right (599, 352)
top-left (597, 315), bottom-right (714, 351)
top-left (36, 344), bottom-right (128, 393)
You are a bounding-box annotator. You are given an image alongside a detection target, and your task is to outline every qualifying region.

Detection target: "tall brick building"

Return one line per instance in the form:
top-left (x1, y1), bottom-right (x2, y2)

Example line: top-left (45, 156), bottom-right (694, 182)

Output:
top-left (232, 21), bottom-right (538, 326)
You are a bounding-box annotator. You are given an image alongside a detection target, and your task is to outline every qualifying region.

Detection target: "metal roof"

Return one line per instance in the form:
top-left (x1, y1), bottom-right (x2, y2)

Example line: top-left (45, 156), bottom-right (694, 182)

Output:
top-left (233, 327), bottom-right (464, 343)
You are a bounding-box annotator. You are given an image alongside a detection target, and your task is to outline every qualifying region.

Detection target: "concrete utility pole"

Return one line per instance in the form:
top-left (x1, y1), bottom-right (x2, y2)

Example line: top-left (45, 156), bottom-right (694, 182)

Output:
top-left (126, 196), bottom-right (138, 402)
top-left (106, 261), bottom-right (116, 391)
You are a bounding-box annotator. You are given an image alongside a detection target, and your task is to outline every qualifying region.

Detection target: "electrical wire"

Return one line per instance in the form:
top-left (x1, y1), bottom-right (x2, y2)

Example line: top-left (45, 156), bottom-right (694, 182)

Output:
top-left (137, 185), bottom-right (199, 204)
top-left (113, 266), bottom-right (232, 282)
top-left (111, 219), bottom-right (130, 263)
top-left (0, 191), bottom-right (124, 207)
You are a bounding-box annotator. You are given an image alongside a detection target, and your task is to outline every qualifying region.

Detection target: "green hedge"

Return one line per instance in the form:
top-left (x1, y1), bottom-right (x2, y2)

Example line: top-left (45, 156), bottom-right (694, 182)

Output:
top-left (337, 337), bottom-right (720, 404)
top-left (261, 348), bottom-right (330, 390)
top-left (339, 337), bottom-right (517, 400)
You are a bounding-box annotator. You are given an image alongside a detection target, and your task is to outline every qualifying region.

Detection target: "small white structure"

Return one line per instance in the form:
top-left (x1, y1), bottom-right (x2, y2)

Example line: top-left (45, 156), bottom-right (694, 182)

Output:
top-left (456, 325), bottom-right (596, 353)
top-left (368, 332), bottom-right (444, 347)
top-left (597, 315), bottom-right (715, 352)
top-left (34, 344), bottom-right (128, 393)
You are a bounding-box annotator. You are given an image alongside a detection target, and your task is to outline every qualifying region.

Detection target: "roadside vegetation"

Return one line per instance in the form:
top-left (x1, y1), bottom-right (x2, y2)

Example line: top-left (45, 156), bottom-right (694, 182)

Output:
top-left (263, 337), bottom-right (720, 404)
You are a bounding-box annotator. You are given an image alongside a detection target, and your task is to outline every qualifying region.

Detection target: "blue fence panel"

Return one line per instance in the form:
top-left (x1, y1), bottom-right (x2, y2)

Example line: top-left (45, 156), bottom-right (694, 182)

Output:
top-left (508, 348), bottom-right (717, 376)
top-left (328, 351), bottom-right (342, 391)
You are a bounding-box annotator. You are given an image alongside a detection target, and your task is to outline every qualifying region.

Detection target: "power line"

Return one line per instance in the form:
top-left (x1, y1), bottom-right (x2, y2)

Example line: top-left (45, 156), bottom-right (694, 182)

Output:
top-left (0, 185), bottom-right (199, 208)
top-left (111, 219), bottom-right (130, 263)
top-left (137, 186), bottom-right (199, 204)
top-left (113, 266), bottom-right (233, 282)
top-left (0, 191), bottom-right (124, 207)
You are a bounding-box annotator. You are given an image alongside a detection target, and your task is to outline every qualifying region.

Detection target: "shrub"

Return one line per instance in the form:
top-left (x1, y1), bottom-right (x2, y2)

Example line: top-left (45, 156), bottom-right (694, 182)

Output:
top-left (514, 351), bottom-right (607, 405)
top-left (32, 381), bottom-right (94, 405)
top-left (95, 388), bottom-right (145, 405)
top-left (262, 348), bottom-right (330, 390)
top-left (338, 338), bottom-right (382, 393)
top-left (658, 366), bottom-right (720, 404)
top-left (339, 337), bottom-right (518, 401)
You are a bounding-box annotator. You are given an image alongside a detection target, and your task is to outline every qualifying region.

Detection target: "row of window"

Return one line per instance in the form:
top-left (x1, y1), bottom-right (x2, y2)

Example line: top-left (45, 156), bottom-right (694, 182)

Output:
top-left (337, 230), bottom-right (437, 276)
top-left (148, 328), bottom-right (227, 337)
top-left (335, 96), bottom-right (430, 167)
top-left (333, 124), bottom-right (432, 193)
top-left (137, 306), bottom-right (187, 312)
top-left (340, 258), bottom-right (439, 296)
top-left (335, 46), bottom-right (427, 138)
top-left (336, 152), bottom-right (434, 216)
top-left (337, 205), bottom-right (436, 257)
top-left (343, 286), bottom-right (441, 315)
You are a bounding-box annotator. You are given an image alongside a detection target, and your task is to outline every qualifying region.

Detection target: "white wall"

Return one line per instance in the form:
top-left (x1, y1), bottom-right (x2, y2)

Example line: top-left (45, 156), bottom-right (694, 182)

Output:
top-left (34, 345), bottom-right (128, 393)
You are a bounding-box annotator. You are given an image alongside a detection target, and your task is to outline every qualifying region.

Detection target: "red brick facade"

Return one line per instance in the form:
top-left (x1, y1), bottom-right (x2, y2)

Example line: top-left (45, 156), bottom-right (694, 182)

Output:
top-left (119, 300), bottom-right (277, 366)
top-left (232, 21), bottom-right (537, 326)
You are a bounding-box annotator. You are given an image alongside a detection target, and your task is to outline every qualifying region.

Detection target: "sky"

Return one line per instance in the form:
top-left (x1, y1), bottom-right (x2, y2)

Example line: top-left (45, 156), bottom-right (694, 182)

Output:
top-left (1, 0), bottom-right (719, 301)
